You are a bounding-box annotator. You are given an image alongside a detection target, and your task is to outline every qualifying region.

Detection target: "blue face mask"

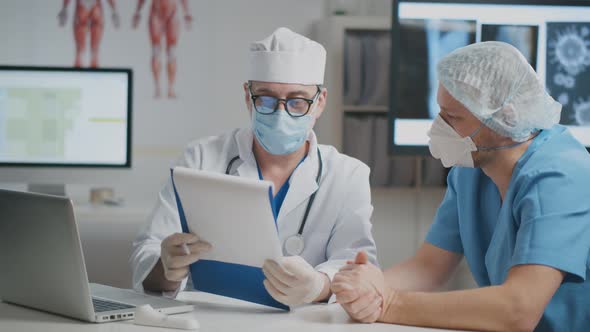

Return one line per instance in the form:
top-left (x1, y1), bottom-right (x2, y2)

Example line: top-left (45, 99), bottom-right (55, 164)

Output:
top-left (252, 105), bottom-right (313, 155)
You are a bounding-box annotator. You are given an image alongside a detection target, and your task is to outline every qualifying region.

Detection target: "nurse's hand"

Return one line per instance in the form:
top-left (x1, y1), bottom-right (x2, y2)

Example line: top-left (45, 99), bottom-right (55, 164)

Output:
top-left (262, 256), bottom-right (328, 306)
top-left (160, 233), bottom-right (212, 282)
top-left (331, 251), bottom-right (392, 323)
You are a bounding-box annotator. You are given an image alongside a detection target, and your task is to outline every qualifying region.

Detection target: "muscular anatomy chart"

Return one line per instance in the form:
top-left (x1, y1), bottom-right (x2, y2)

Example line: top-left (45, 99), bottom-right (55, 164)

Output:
top-left (132, 0), bottom-right (192, 99)
top-left (58, 0), bottom-right (120, 68)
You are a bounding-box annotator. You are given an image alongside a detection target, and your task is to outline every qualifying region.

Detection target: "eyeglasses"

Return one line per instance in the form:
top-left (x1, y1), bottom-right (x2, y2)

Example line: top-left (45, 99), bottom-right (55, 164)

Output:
top-left (249, 84), bottom-right (321, 118)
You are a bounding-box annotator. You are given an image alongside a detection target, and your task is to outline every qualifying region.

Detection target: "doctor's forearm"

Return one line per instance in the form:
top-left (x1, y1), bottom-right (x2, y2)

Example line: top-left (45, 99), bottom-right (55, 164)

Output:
top-left (380, 286), bottom-right (532, 332)
top-left (142, 258), bottom-right (182, 293)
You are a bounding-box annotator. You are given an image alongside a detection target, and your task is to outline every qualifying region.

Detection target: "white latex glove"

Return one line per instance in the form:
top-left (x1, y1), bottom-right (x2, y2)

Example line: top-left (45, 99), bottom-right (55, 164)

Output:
top-left (262, 256), bottom-right (326, 306)
top-left (160, 233), bottom-right (212, 283)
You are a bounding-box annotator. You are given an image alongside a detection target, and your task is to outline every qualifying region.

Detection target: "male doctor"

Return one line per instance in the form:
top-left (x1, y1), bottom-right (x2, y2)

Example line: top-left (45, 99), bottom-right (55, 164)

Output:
top-left (130, 27), bottom-right (378, 306)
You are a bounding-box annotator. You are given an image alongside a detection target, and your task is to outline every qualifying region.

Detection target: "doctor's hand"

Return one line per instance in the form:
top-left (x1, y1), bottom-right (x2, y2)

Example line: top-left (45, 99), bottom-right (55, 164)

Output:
top-left (331, 251), bottom-right (392, 323)
top-left (160, 233), bottom-right (212, 283)
top-left (262, 256), bottom-right (328, 306)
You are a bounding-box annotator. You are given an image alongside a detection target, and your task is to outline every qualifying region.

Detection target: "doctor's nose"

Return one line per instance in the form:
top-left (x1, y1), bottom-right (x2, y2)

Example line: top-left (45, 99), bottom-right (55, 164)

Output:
top-left (276, 100), bottom-right (287, 111)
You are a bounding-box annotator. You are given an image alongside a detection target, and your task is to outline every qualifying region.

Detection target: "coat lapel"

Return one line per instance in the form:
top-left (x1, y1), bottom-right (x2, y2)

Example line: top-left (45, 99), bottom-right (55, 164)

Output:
top-left (276, 131), bottom-right (321, 221)
top-left (234, 128), bottom-right (261, 180)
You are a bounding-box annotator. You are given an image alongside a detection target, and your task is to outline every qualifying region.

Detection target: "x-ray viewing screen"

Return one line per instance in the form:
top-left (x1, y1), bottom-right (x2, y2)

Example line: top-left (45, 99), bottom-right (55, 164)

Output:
top-left (0, 67), bottom-right (131, 166)
top-left (391, 1), bottom-right (590, 153)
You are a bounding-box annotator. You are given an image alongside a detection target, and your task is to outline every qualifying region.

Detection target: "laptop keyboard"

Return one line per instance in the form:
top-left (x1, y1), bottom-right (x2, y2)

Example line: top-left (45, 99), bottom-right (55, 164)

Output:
top-left (92, 297), bottom-right (135, 313)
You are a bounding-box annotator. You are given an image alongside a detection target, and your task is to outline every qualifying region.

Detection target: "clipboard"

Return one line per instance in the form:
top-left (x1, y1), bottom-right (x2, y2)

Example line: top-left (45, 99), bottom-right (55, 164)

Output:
top-left (170, 167), bottom-right (288, 311)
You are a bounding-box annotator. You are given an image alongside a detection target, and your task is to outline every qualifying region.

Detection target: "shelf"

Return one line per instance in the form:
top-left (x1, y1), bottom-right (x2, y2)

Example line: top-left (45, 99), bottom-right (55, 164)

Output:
top-left (326, 16), bottom-right (391, 31)
top-left (343, 105), bottom-right (388, 113)
top-left (73, 203), bottom-right (151, 223)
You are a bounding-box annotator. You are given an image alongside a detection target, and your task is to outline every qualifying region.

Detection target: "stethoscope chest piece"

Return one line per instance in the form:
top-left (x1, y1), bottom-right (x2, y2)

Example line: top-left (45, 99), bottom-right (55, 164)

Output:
top-left (227, 147), bottom-right (323, 258)
top-left (284, 234), bottom-right (305, 256)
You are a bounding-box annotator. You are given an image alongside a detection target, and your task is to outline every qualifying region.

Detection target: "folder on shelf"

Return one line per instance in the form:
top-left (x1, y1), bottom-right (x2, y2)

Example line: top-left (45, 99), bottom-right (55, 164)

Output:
top-left (368, 33), bottom-right (391, 107)
top-left (344, 33), bottom-right (363, 105)
top-left (371, 115), bottom-right (392, 186)
top-left (360, 34), bottom-right (378, 105)
top-left (343, 114), bottom-right (374, 169)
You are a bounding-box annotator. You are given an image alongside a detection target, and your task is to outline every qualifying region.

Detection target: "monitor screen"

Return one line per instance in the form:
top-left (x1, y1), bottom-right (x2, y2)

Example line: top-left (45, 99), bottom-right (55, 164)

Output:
top-left (390, 1), bottom-right (590, 154)
top-left (0, 67), bottom-right (132, 167)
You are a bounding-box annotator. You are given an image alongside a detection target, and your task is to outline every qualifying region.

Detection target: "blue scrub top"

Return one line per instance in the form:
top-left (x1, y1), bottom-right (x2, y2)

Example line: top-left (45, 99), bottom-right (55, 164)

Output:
top-left (426, 125), bottom-right (590, 331)
top-left (256, 156), bottom-right (307, 222)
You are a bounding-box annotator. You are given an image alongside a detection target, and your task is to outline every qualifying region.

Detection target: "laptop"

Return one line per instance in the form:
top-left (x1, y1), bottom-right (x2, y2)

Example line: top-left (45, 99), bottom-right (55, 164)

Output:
top-left (0, 189), bottom-right (194, 323)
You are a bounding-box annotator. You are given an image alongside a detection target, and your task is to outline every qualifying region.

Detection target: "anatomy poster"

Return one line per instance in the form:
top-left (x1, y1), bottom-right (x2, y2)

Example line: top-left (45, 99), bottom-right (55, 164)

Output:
top-left (58, 0), bottom-right (120, 68)
top-left (546, 22), bottom-right (590, 126)
top-left (132, 0), bottom-right (193, 99)
top-left (58, 0), bottom-right (193, 100)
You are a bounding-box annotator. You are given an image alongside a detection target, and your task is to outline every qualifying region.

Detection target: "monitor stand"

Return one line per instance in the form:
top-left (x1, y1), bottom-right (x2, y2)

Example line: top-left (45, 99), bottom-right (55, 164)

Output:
top-left (28, 184), bottom-right (66, 197)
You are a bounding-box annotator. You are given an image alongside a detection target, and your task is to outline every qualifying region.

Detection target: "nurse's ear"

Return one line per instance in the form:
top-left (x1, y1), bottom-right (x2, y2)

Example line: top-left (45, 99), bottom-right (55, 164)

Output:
top-left (243, 82), bottom-right (253, 114)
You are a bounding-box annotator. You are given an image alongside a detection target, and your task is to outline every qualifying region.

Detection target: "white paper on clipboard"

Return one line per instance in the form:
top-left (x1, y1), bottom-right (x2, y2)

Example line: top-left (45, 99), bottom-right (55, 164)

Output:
top-left (172, 166), bottom-right (283, 268)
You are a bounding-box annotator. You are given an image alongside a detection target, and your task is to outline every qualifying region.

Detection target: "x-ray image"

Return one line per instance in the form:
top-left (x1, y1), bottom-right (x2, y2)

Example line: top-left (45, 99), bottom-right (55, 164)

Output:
top-left (396, 19), bottom-right (476, 120)
top-left (546, 22), bottom-right (590, 126)
top-left (481, 24), bottom-right (539, 69)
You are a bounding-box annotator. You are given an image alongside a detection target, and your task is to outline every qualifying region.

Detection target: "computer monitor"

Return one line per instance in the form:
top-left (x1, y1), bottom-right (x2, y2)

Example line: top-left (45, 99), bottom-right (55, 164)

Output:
top-left (0, 66), bottom-right (132, 194)
top-left (390, 0), bottom-right (590, 154)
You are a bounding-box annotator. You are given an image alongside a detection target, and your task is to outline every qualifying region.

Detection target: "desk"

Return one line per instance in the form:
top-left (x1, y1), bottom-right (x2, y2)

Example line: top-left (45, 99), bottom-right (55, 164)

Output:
top-left (0, 291), bottom-right (459, 332)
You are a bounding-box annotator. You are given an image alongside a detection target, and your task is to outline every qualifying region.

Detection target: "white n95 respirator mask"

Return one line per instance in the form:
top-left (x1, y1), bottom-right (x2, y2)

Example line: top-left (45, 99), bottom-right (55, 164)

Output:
top-left (427, 115), bottom-right (478, 168)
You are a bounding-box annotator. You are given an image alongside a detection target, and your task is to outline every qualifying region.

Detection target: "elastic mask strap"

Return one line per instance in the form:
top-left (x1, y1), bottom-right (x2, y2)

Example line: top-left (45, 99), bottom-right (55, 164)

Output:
top-left (307, 88), bottom-right (321, 116)
top-left (477, 135), bottom-right (534, 151)
top-left (468, 123), bottom-right (485, 139)
top-left (478, 140), bottom-right (526, 151)
top-left (469, 122), bottom-right (532, 151)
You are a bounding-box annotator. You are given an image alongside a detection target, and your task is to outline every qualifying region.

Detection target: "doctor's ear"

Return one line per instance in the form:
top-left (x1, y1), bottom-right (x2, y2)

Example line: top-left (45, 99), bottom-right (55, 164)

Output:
top-left (243, 82), bottom-right (252, 112)
top-left (314, 87), bottom-right (328, 119)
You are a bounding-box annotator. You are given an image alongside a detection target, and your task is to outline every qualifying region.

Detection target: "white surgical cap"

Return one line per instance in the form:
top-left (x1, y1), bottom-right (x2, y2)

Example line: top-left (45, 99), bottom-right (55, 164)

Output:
top-left (437, 41), bottom-right (562, 142)
top-left (249, 27), bottom-right (326, 85)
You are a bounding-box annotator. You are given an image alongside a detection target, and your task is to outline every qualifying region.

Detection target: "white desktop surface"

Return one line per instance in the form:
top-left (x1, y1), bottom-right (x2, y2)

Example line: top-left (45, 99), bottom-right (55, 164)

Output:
top-left (0, 291), bottom-right (460, 332)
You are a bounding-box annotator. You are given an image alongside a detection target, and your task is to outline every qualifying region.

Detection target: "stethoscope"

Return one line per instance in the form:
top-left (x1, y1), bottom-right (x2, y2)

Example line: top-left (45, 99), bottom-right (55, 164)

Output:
top-left (225, 148), bottom-right (323, 256)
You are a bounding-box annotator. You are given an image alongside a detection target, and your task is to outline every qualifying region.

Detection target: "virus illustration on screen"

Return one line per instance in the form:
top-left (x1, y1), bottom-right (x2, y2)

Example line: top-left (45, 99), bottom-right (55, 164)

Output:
top-left (573, 97), bottom-right (590, 125)
top-left (548, 25), bottom-right (590, 76)
top-left (558, 92), bottom-right (570, 106)
top-left (553, 72), bottom-right (575, 89)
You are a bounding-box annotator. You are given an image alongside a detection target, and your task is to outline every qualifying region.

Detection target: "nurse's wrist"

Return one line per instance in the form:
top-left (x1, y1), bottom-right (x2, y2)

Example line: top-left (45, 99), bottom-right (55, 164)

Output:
top-left (378, 287), bottom-right (401, 324)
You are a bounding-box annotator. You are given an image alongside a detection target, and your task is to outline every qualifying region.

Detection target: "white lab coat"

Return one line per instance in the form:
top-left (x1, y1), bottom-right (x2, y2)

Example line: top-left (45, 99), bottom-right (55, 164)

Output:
top-left (130, 128), bottom-right (378, 294)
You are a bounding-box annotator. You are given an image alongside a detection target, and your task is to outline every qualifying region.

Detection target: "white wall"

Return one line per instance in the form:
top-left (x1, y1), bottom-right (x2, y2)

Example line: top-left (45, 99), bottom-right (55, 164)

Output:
top-left (0, 0), bottom-right (325, 204)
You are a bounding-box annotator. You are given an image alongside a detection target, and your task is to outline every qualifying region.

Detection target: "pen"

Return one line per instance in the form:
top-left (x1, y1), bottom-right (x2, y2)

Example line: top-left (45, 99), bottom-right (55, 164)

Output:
top-left (182, 243), bottom-right (190, 255)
